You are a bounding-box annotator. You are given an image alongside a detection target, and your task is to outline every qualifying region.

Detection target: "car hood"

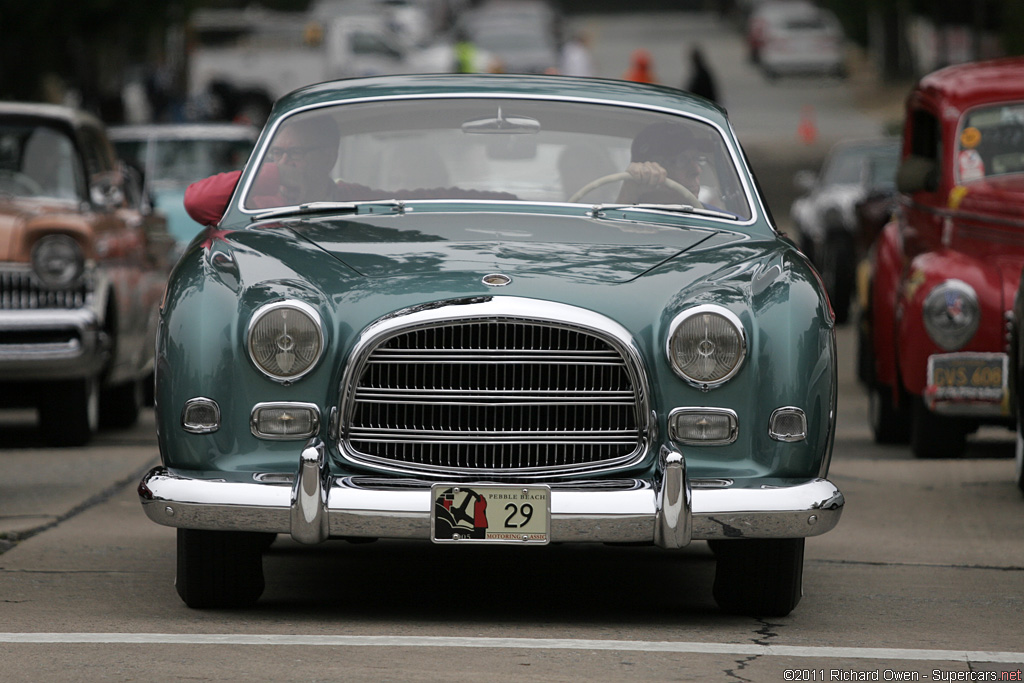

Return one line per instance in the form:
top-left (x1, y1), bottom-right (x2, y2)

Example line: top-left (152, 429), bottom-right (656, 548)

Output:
top-left (276, 212), bottom-right (734, 283)
top-left (957, 175), bottom-right (1024, 224)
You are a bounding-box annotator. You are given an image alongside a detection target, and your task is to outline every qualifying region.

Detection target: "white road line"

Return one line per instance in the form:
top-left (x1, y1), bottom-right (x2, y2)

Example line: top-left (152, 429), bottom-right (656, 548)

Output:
top-left (0, 634), bottom-right (1021, 663)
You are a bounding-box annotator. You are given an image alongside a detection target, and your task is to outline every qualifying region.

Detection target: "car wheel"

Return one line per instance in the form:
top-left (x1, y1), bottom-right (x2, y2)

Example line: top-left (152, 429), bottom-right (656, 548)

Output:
top-left (100, 377), bottom-right (143, 429)
top-left (712, 538), bottom-right (804, 617)
top-left (820, 232), bottom-right (855, 324)
top-left (868, 385), bottom-right (910, 444)
top-left (39, 378), bottom-right (99, 447)
top-left (176, 529), bottom-right (266, 608)
top-left (910, 397), bottom-right (966, 458)
top-left (1015, 412), bottom-right (1024, 496)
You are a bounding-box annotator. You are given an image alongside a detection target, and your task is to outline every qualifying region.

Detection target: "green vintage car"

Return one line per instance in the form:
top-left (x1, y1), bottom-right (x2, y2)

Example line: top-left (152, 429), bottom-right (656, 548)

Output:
top-left (138, 73), bottom-right (843, 616)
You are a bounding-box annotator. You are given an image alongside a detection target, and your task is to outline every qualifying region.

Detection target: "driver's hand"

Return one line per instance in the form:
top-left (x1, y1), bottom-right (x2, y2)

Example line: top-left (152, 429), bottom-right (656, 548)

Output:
top-left (626, 161), bottom-right (668, 187)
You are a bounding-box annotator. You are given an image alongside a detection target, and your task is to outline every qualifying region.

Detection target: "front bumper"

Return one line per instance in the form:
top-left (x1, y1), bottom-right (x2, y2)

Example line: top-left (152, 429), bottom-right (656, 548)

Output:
top-left (0, 309), bottom-right (107, 380)
top-left (139, 440), bottom-right (844, 547)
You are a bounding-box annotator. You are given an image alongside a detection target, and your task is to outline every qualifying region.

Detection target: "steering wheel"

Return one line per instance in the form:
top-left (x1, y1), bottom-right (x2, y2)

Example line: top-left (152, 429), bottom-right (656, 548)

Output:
top-left (0, 169), bottom-right (44, 196)
top-left (568, 170), bottom-right (703, 208)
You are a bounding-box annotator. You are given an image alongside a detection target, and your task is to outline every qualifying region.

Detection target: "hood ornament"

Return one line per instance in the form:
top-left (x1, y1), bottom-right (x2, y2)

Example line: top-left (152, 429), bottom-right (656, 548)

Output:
top-left (482, 273), bottom-right (511, 287)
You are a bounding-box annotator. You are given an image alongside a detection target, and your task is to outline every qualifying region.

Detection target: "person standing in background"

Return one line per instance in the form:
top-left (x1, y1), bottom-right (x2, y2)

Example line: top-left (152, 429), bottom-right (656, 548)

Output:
top-left (684, 45), bottom-right (719, 105)
top-left (560, 29), bottom-right (595, 77)
top-left (623, 48), bottom-right (656, 83)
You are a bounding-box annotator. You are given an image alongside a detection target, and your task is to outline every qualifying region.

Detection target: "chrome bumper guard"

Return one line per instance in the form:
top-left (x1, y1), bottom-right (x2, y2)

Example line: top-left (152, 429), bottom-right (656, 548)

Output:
top-left (139, 440), bottom-right (844, 547)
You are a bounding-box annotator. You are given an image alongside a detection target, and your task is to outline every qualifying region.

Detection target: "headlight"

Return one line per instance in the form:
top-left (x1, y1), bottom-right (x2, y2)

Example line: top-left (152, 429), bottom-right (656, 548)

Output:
top-left (922, 280), bottom-right (980, 351)
top-left (247, 301), bottom-right (324, 382)
top-left (31, 234), bottom-right (84, 287)
top-left (667, 305), bottom-right (746, 388)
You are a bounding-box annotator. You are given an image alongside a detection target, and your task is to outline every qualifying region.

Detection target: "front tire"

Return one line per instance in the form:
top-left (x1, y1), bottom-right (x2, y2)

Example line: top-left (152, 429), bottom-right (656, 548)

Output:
top-left (100, 377), bottom-right (142, 429)
top-left (176, 529), bottom-right (266, 608)
top-left (39, 378), bottom-right (99, 447)
top-left (868, 385), bottom-right (910, 444)
top-left (712, 538), bottom-right (804, 617)
top-left (910, 397), bottom-right (966, 458)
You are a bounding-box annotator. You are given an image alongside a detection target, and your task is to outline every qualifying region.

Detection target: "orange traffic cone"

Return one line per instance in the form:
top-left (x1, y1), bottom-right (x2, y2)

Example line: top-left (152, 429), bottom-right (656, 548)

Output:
top-left (797, 105), bottom-right (817, 145)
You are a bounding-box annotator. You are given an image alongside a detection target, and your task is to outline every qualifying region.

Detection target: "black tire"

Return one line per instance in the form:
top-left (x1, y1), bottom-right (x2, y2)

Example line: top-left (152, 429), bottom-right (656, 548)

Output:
top-left (176, 529), bottom-right (266, 608)
top-left (910, 397), bottom-right (966, 458)
top-left (868, 385), bottom-right (910, 445)
top-left (820, 232), bottom-right (855, 324)
top-left (712, 538), bottom-right (804, 617)
top-left (38, 378), bottom-right (99, 447)
top-left (99, 378), bottom-right (142, 429)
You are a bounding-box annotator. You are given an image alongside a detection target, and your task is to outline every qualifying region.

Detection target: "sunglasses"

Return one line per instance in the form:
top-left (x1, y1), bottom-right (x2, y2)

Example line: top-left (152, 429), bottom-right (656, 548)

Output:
top-left (266, 145), bottom-right (319, 163)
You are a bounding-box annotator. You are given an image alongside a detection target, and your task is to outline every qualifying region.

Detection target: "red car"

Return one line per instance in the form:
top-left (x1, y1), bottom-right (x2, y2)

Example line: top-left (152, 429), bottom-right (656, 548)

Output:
top-left (863, 57), bottom-right (1024, 458)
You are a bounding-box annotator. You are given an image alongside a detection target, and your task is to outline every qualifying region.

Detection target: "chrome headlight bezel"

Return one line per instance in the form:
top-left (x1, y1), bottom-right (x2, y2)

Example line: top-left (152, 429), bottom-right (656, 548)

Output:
top-left (922, 280), bottom-right (980, 351)
top-left (247, 300), bottom-right (325, 383)
top-left (31, 234), bottom-right (85, 288)
top-left (666, 304), bottom-right (747, 388)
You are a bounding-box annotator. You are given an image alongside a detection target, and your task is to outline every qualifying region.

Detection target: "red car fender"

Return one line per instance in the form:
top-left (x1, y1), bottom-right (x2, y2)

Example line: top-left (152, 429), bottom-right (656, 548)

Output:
top-left (869, 219), bottom-right (905, 393)
top-left (895, 249), bottom-right (1006, 397)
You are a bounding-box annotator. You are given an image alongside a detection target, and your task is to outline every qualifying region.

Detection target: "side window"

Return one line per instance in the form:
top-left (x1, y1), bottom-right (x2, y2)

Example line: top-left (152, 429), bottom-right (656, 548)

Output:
top-left (909, 108), bottom-right (941, 165)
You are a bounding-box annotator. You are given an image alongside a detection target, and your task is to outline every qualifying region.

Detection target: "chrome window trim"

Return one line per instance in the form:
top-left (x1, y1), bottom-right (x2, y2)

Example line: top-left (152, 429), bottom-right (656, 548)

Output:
top-left (246, 299), bottom-right (326, 384)
top-left (250, 401), bottom-right (321, 440)
top-left (667, 407), bottom-right (739, 445)
top-left (336, 295), bottom-right (652, 479)
top-left (236, 92), bottom-right (759, 227)
top-left (665, 304), bottom-right (747, 389)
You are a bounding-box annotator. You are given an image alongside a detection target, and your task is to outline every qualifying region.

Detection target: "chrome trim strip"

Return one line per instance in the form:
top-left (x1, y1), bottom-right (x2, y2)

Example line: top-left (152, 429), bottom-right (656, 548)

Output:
top-left (139, 465), bottom-right (843, 542)
top-left (336, 296), bottom-right (652, 478)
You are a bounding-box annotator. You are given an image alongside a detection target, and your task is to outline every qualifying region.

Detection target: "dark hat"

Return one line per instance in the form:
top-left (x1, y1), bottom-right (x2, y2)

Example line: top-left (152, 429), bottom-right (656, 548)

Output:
top-left (631, 121), bottom-right (705, 163)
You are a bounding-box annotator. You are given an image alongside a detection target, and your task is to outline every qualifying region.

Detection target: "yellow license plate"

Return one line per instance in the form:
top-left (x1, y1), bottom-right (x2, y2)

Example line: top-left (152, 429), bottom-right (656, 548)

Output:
top-left (927, 353), bottom-right (1006, 401)
top-left (431, 484), bottom-right (550, 544)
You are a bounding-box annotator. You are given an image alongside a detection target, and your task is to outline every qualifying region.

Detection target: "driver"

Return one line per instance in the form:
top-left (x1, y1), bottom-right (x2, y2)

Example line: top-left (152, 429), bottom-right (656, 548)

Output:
top-left (616, 121), bottom-right (705, 205)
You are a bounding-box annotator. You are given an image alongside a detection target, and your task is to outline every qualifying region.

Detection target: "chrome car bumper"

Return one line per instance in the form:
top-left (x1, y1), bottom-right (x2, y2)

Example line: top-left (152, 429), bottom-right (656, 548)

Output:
top-left (139, 440), bottom-right (844, 547)
top-left (0, 309), bottom-right (107, 379)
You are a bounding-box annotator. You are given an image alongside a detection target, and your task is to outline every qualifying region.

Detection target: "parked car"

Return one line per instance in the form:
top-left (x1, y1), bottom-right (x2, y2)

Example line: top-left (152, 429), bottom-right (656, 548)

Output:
top-left (109, 123), bottom-right (258, 259)
top-left (790, 137), bottom-right (900, 323)
top-left (137, 73), bottom-right (844, 616)
top-left (747, 0), bottom-right (846, 80)
top-left (457, 0), bottom-right (562, 73)
top-left (863, 57), bottom-right (1024, 459)
top-left (0, 103), bottom-right (173, 445)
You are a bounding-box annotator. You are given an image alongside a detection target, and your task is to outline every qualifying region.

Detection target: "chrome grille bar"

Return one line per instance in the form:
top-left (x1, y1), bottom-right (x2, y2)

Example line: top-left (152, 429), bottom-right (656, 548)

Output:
top-left (0, 267), bottom-right (89, 310)
top-left (341, 303), bottom-right (649, 477)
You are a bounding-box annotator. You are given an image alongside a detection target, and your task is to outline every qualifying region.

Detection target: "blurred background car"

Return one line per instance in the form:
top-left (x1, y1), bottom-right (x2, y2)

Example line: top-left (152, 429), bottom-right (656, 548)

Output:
top-left (456, 0), bottom-right (562, 73)
top-left (747, 0), bottom-right (846, 80)
top-left (109, 122), bottom-right (258, 258)
top-left (0, 103), bottom-right (173, 446)
top-left (790, 136), bottom-right (900, 323)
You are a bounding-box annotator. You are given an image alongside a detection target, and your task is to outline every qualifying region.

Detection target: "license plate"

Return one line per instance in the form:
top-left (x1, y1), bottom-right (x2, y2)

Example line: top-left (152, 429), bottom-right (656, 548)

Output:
top-left (431, 484), bottom-right (550, 544)
top-left (927, 353), bottom-right (1007, 402)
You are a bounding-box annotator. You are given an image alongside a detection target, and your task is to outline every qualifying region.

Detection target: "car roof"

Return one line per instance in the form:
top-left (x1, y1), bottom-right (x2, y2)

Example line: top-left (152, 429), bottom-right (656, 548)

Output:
top-left (273, 73), bottom-right (730, 127)
top-left (108, 123), bottom-right (259, 141)
top-left (0, 101), bottom-right (103, 130)
top-left (915, 57), bottom-right (1024, 110)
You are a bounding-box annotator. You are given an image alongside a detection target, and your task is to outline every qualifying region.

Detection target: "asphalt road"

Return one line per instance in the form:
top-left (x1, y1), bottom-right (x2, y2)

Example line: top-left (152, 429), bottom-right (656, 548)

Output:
top-left (1, 10), bottom-right (1023, 683)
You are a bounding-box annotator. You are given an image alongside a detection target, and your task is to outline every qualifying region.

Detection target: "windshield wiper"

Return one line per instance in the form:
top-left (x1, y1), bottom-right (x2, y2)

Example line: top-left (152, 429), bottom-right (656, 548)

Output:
top-left (250, 199), bottom-right (405, 221)
top-left (588, 203), bottom-right (739, 220)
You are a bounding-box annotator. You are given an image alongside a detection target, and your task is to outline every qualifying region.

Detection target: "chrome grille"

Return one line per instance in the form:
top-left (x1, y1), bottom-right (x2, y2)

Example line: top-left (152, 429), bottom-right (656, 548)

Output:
top-left (0, 267), bottom-right (89, 310)
top-left (344, 319), bottom-right (645, 475)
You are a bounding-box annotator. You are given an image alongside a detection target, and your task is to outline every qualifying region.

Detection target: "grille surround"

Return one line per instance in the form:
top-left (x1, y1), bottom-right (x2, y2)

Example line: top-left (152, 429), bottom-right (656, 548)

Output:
top-left (338, 297), bottom-right (650, 478)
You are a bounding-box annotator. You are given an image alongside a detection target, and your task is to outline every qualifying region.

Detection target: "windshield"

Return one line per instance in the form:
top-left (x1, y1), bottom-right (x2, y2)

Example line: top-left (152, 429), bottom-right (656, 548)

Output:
top-left (0, 123), bottom-right (85, 201)
top-left (956, 102), bottom-right (1024, 183)
top-left (240, 97), bottom-right (752, 220)
top-left (116, 136), bottom-right (255, 187)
